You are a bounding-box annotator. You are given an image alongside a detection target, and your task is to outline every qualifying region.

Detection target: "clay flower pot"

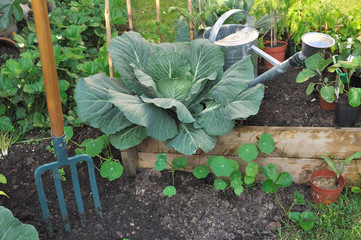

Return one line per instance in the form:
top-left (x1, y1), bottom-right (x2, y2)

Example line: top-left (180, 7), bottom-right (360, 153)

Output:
top-left (310, 169), bottom-right (345, 205)
top-left (263, 40), bottom-right (288, 69)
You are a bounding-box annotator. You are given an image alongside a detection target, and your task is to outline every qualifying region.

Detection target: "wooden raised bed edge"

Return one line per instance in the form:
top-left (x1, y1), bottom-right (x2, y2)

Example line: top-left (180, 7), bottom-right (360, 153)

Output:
top-left (121, 126), bottom-right (361, 184)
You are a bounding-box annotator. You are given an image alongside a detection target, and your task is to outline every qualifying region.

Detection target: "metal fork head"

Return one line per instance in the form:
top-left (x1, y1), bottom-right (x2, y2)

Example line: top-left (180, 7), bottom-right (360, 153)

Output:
top-left (34, 135), bottom-right (102, 237)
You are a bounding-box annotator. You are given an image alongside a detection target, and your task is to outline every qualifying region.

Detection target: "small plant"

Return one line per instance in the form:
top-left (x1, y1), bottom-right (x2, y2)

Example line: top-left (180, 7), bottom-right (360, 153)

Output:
top-left (319, 151), bottom-right (361, 186)
top-left (193, 133), bottom-right (275, 195)
top-left (0, 173), bottom-right (9, 198)
top-left (261, 163), bottom-right (315, 231)
top-left (58, 168), bottom-right (66, 182)
top-left (154, 153), bottom-right (187, 197)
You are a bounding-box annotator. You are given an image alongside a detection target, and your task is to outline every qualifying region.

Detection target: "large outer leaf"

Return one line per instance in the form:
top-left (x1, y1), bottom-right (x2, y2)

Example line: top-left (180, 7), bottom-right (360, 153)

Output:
top-left (207, 56), bottom-right (254, 103)
top-left (141, 96), bottom-right (195, 123)
top-left (0, 206), bottom-right (39, 240)
top-left (74, 73), bottom-right (133, 134)
top-left (109, 32), bottom-right (151, 95)
top-left (109, 125), bottom-right (147, 149)
top-left (222, 84), bottom-right (265, 120)
top-left (197, 100), bottom-right (234, 136)
top-left (109, 91), bottom-right (178, 140)
top-left (146, 53), bottom-right (191, 82)
top-left (188, 39), bottom-right (224, 82)
top-left (165, 123), bottom-right (217, 155)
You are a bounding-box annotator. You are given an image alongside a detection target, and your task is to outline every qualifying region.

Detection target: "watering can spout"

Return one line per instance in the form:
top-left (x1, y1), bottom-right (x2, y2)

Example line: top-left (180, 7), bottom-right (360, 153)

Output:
top-left (248, 32), bottom-right (335, 88)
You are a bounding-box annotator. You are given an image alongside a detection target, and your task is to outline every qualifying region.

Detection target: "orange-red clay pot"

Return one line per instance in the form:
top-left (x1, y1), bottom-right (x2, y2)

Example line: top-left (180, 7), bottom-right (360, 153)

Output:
top-left (319, 94), bottom-right (336, 110)
top-left (263, 41), bottom-right (288, 69)
top-left (310, 169), bottom-right (345, 205)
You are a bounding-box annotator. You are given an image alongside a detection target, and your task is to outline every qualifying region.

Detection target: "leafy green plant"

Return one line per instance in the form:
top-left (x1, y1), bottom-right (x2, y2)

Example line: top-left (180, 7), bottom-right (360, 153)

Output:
top-left (58, 168), bottom-right (66, 182)
top-left (296, 53), bottom-right (335, 103)
top-left (75, 32), bottom-right (264, 155)
top-left (0, 115), bottom-right (21, 156)
top-left (0, 0), bottom-right (23, 31)
top-left (261, 163), bottom-right (315, 231)
top-left (154, 153), bottom-right (187, 197)
top-left (319, 151), bottom-right (361, 186)
top-left (0, 173), bottom-right (9, 198)
top-left (193, 133), bottom-right (275, 195)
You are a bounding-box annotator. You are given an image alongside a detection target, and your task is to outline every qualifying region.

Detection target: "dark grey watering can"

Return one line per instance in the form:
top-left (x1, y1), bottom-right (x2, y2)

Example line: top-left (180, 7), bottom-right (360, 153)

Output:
top-left (200, 9), bottom-right (335, 87)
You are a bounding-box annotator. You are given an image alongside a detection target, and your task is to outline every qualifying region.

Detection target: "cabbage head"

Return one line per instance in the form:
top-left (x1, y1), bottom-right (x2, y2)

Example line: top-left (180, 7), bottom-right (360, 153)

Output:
top-left (74, 32), bottom-right (264, 155)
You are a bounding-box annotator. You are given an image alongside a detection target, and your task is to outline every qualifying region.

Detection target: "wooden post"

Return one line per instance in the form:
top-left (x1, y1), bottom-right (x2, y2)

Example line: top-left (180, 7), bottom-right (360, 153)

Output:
top-left (198, 0), bottom-right (201, 11)
top-left (122, 147), bottom-right (139, 175)
top-left (156, 0), bottom-right (161, 42)
top-left (188, 0), bottom-right (194, 41)
top-left (126, 0), bottom-right (134, 31)
top-left (104, 0), bottom-right (114, 77)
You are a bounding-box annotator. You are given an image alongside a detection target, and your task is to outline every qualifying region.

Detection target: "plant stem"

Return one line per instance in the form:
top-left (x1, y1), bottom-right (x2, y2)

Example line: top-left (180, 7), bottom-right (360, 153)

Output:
top-left (275, 192), bottom-right (287, 216)
top-left (172, 169), bottom-right (175, 186)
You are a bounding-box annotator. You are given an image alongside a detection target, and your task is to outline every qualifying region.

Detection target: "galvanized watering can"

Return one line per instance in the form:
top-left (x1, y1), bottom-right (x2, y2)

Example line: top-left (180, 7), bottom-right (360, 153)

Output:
top-left (199, 9), bottom-right (336, 87)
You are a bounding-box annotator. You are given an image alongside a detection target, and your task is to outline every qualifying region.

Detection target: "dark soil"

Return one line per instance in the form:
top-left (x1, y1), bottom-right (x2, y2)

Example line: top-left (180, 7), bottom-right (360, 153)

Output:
top-left (1, 127), bottom-right (311, 239)
top-left (0, 39), bottom-right (20, 66)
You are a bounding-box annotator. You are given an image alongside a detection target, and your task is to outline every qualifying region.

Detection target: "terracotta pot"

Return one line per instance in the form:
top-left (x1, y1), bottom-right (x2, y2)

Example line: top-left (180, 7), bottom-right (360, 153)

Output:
top-left (318, 91), bottom-right (336, 110)
top-left (263, 40), bottom-right (288, 69)
top-left (0, 37), bottom-right (20, 63)
top-left (310, 169), bottom-right (345, 205)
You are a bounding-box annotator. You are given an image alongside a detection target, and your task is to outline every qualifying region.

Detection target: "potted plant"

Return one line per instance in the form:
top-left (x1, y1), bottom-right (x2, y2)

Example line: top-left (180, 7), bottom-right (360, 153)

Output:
top-left (257, 0), bottom-right (287, 69)
top-left (310, 151), bottom-right (361, 205)
top-left (296, 53), bottom-right (335, 110)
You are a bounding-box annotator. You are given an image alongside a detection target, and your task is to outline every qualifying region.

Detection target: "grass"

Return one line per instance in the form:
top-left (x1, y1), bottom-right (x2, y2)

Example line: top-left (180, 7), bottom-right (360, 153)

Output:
top-left (276, 187), bottom-right (361, 239)
top-left (131, 0), bottom-right (187, 42)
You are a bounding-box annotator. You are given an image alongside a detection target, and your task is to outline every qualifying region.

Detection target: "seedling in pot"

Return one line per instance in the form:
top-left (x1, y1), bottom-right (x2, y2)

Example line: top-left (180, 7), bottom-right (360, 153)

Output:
top-left (261, 163), bottom-right (315, 231)
top-left (319, 151), bottom-right (361, 186)
top-left (193, 133), bottom-right (275, 195)
top-left (154, 153), bottom-right (187, 197)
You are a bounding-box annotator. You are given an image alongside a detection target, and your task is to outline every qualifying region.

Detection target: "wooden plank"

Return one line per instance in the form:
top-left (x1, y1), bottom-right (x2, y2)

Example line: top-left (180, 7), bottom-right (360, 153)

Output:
top-left (125, 152), bottom-right (361, 184)
top-left (121, 147), bottom-right (139, 174)
top-left (131, 126), bottom-right (361, 159)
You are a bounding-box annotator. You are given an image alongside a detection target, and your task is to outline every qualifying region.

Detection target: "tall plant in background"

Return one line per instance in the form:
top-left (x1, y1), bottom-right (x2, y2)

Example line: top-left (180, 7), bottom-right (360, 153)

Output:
top-left (74, 32), bottom-right (264, 155)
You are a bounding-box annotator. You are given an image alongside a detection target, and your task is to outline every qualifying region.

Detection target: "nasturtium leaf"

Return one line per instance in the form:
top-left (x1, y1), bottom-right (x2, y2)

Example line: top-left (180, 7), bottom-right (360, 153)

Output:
top-left (214, 179), bottom-right (227, 190)
top-left (230, 178), bottom-right (243, 189)
top-left (244, 176), bottom-right (255, 185)
top-left (233, 186), bottom-right (244, 196)
top-left (246, 162), bottom-right (259, 177)
top-left (293, 191), bottom-right (306, 205)
top-left (96, 134), bottom-right (109, 150)
top-left (208, 156), bottom-right (217, 166)
top-left (275, 172), bottom-right (293, 187)
top-left (261, 163), bottom-right (278, 182)
top-left (85, 138), bottom-right (104, 157)
top-left (172, 157), bottom-right (187, 169)
top-left (238, 143), bottom-right (259, 162)
top-left (261, 179), bottom-right (278, 193)
top-left (193, 165), bottom-right (209, 179)
top-left (100, 161), bottom-right (123, 181)
top-left (230, 170), bottom-right (243, 181)
top-left (64, 126), bottom-right (74, 143)
top-left (163, 186), bottom-right (176, 197)
top-left (0, 174), bottom-right (6, 184)
top-left (258, 133), bottom-right (275, 154)
top-left (209, 156), bottom-right (237, 177)
top-left (0, 206), bottom-right (39, 240)
top-left (75, 148), bottom-right (85, 155)
top-left (155, 153), bottom-right (167, 171)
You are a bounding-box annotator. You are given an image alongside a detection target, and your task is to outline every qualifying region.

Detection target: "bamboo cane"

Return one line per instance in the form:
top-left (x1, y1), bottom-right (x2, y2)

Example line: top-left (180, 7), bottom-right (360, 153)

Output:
top-left (156, 0), bottom-right (161, 42)
top-left (199, 0), bottom-right (201, 11)
top-left (105, 0), bottom-right (114, 77)
top-left (188, 0), bottom-right (194, 41)
top-left (126, 0), bottom-right (134, 31)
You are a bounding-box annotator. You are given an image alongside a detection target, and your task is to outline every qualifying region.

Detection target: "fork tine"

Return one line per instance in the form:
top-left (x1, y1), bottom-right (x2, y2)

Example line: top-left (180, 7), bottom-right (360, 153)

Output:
top-left (52, 168), bottom-right (71, 232)
top-left (35, 167), bottom-right (54, 237)
top-left (70, 162), bottom-right (86, 227)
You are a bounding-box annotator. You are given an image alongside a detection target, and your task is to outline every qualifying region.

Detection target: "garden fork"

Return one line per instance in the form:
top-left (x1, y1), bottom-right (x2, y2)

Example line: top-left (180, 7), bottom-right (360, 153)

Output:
top-left (32, 0), bottom-right (102, 236)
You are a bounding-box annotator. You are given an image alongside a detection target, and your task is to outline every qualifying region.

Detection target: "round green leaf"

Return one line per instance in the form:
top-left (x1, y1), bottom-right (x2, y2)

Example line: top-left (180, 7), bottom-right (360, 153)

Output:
top-left (230, 178), bottom-right (243, 189)
top-left (163, 186), bottom-right (176, 197)
top-left (209, 156), bottom-right (237, 177)
top-left (85, 138), bottom-right (104, 157)
top-left (258, 133), bottom-right (275, 154)
top-left (100, 161), bottom-right (124, 181)
top-left (233, 186), bottom-right (244, 196)
top-left (244, 175), bottom-right (255, 185)
top-left (261, 179), bottom-right (278, 193)
top-left (230, 170), bottom-right (243, 181)
top-left (275, 172), bottom-right (293, 187)
top-left (238, 143), bottom-right (259, 162)
top-left (320, 85), bottom-right (335, 103)
top-left (214, 179), bottom-right (227, 190)
top-left (348, 87), bottom-right (361, 107)
top-left (64, 126), bottom-right (74, 143)
top-left (172, 157), bottom-right (187, 169)
top-left (246, 162), bottom-right (259, 177)
top-left (155, 153), bottom-right (167, 171)
top-left (193, 165), bottom-right (209, 179)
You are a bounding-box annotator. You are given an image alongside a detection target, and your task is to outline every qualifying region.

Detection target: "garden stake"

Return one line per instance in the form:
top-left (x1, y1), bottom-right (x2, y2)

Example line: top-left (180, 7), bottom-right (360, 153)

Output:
top-left (32, 0), bottom-right (102, 236)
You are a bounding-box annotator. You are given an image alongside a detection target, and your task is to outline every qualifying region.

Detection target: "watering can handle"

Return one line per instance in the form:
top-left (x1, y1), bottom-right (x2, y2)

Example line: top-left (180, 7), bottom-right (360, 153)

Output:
top-left (209, 9), bottom-right (253, 43)
top-left (32, 0), bottom-right (64, 137)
